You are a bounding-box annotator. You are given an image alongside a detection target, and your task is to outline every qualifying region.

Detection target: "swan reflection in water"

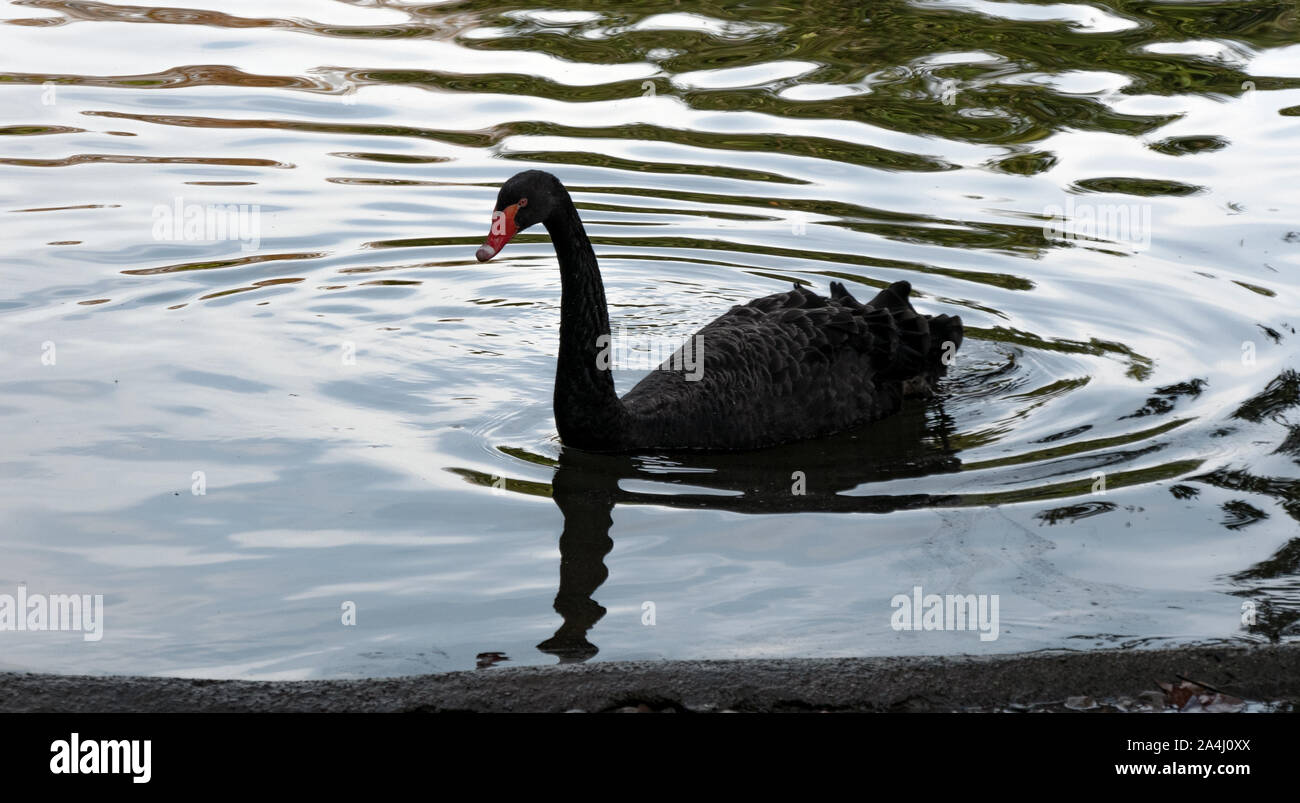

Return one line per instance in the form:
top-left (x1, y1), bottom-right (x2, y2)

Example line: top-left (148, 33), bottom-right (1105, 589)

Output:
top-left (453, 399), bottom-right (962, 663)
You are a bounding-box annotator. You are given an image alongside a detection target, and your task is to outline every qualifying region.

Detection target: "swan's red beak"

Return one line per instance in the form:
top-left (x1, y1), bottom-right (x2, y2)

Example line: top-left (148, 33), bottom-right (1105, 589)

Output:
top-left (476, 202), bottom-right (521, 262)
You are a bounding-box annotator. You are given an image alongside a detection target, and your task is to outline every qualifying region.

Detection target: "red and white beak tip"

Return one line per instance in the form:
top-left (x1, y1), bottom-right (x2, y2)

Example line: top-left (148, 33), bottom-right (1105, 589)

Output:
top-left (476, 203), bottom-right (519, 262)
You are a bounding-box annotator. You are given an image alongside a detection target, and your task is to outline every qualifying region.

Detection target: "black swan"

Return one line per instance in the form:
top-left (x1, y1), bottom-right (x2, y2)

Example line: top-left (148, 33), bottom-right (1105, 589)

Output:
top-left (474, 170), bottom-right (963, 452)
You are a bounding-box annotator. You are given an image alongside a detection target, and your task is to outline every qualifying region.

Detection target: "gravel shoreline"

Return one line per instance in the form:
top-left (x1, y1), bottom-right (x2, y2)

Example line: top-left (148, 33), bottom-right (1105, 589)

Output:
top-left (3, 643), bottom-right (1296, 713)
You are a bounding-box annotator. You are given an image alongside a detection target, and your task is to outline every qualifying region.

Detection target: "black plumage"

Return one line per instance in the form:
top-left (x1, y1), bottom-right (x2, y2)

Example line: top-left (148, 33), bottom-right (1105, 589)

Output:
top-left (475, 170), bottom-right (963, 452)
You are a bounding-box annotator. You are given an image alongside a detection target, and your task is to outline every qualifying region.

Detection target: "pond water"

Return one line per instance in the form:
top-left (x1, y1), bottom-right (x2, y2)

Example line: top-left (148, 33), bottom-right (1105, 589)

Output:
top-left (1, 0), bottom-right (1299, 679)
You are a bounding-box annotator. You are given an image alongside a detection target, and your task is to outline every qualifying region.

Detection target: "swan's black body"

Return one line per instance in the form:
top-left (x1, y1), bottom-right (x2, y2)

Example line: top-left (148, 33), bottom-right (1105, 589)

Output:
top-left (476, 170), bottom-right (963, 452)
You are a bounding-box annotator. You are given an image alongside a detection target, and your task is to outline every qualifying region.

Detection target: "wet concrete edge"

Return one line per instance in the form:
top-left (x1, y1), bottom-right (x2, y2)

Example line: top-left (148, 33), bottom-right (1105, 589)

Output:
top-left (2, 643), bottom-right (1296, 712)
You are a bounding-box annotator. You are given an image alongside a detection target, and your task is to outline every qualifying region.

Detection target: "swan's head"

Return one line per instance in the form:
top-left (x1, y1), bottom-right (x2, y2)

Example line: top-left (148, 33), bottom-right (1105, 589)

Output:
top-left (475, 170), bottom-right (560, 262)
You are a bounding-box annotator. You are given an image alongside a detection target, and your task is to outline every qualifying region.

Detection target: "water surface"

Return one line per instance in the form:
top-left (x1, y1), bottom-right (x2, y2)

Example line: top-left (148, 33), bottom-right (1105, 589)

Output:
top-left (1, 0), bottom-right (1299, 678)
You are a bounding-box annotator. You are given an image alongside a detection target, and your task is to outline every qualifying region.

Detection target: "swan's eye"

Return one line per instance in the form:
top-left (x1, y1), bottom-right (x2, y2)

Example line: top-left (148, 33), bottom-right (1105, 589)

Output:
top-left (517, 197), bottom-right (528, 208)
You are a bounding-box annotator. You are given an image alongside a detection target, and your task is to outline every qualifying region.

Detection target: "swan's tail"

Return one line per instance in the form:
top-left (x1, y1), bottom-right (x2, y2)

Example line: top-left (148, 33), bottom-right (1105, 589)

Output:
top-left (838, 280), bottom-right (963, 391)
top-left (925, 312), bottom-right (963, 375)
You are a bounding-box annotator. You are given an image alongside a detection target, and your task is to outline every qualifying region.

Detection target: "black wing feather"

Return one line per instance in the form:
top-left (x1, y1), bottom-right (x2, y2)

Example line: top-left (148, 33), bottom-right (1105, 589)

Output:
top-left (618, 280), bottom-right (962, 450)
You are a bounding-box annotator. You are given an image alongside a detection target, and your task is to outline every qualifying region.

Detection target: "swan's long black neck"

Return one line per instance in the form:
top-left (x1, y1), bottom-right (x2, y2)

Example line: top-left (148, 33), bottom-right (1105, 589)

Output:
top-left (545, 191), bottom-right (626, 449)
